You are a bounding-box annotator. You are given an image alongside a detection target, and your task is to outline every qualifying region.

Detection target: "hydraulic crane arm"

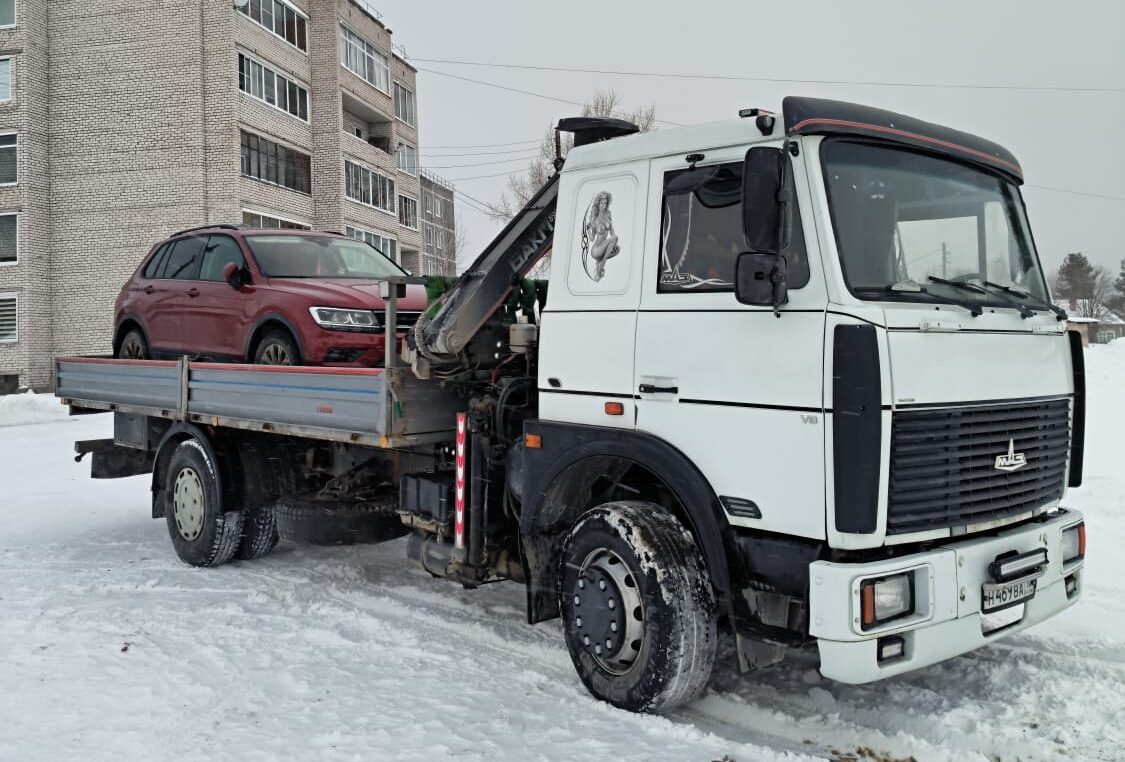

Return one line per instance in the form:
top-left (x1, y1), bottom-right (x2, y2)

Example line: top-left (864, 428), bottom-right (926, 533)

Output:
top-left (418, 116), bottom-right (640, 365)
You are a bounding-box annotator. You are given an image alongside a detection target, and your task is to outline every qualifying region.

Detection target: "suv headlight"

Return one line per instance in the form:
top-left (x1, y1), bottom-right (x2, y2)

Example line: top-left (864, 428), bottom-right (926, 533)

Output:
top-left (860, 572), bottom-right (914, 629)
top-left (308, 307), bottom-right (381, 331)
top-left (1062, 522), bottom-right (1085, 564)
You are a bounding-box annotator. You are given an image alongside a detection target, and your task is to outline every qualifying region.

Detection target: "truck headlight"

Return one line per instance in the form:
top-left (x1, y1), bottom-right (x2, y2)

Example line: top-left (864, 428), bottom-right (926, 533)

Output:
top-left (1062, 523), bottom-right (1085, 564)
top-left (308, 306), bottom-right (380, 331)
top-left (860, 572), bottom-right (914, 629)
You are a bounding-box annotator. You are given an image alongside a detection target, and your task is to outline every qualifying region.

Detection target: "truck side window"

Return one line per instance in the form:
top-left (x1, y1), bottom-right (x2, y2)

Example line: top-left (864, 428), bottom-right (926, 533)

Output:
top-left (199, 235), bottom-right (246, 281)
top-left (658, 161), bottom-right (810, 293)
top-left (160, 237), bottom-right (205, 280)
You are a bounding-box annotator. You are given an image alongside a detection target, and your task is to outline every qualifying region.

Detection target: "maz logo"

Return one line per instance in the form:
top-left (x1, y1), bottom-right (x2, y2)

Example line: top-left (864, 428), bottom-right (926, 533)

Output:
top-left (994, 439), bottom-right (1028, 472)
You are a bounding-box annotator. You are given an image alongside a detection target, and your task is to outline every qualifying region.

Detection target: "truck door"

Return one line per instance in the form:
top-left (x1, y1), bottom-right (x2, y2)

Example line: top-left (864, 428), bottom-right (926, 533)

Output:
top-left (633, 147), bottom-right (829, 540)
top-left (537, 166), bottom-right (648, 428)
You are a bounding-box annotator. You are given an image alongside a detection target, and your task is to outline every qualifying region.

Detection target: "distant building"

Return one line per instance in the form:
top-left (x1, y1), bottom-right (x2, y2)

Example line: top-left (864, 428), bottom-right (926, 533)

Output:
top-left (1058, 300), bottom-right (1125, 346)
top-left (0, 0), bottom-right (449, 390)
top-left (419, 169), bottom-right (457, 276)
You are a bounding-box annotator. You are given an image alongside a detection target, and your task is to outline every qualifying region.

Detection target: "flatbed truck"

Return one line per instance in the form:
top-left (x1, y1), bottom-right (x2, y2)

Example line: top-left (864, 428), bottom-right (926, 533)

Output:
top-left (58, 97), bottom-right (1088, 713)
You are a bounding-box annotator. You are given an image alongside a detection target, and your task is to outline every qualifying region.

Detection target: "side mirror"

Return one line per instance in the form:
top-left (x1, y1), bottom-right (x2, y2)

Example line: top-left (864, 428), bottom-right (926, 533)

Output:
top-left (222, 262), bottom-right (244, 290)
top-left (735, 252), bottom-right (788, 310)
top-left (742, 145), bottom-right (792, 254)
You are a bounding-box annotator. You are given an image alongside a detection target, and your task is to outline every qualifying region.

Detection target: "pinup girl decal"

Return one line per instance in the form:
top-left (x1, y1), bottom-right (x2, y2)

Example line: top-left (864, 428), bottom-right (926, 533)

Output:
top-left (581, 191), bottom-right (620, 282)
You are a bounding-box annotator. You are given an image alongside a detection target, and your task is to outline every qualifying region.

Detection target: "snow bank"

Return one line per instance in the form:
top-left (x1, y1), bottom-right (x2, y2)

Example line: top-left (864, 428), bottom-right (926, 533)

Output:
top-left (0, 391), bottom-right (73, 427)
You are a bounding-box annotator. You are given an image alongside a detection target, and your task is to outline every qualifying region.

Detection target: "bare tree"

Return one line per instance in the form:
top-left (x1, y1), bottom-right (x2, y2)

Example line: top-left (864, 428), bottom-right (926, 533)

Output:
top-left (451, 217), bottom-right (471, 275)
top-left (483, 88), bottom-right (657, 223)
top-left (1070, 265), bottom-right (1115, 319)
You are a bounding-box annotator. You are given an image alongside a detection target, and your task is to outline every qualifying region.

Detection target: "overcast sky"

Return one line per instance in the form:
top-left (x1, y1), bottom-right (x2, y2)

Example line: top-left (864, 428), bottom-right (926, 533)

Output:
top-left (382, 0), bottom-right (1125, 276)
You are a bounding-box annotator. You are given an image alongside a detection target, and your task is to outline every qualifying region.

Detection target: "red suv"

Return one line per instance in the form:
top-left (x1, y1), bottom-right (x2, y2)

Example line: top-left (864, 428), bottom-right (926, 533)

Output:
top-left (114, 225), bottom-right (428, 366)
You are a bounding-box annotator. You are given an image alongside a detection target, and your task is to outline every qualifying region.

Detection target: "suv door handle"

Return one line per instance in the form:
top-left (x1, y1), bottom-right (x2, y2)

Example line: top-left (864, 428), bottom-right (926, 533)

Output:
top-left (143, 285), bottom-right (155, 294)
top-left (186, 288), bottom-right (200, 298)
top-left (638, 383), bottom-right (679, 395)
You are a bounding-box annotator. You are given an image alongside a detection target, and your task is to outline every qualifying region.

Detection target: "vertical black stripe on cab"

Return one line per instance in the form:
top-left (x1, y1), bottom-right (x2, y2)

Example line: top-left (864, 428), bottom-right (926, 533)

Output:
top-left (833, 324), bottom-right (882, 533)
top-left (1066, 330), bottom-right (1085, 488)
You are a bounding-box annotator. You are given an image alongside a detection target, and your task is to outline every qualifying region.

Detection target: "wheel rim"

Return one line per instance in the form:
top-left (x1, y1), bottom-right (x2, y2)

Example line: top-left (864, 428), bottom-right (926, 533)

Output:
top-left (172, 467), bottom-right (206, 541)
top-left (259, 342), bottom-right (292, 365)
top-left (120, 335), bottom-right (145, 359)
top-left (570, 547), bottom-right (646, 675)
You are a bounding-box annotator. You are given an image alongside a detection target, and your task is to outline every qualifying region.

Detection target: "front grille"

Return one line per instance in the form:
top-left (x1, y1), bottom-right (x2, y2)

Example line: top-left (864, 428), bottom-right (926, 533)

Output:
top-left (393, 311), bottom-right (422, 329)
top-left (887, 398), bottom-right (1070, 535)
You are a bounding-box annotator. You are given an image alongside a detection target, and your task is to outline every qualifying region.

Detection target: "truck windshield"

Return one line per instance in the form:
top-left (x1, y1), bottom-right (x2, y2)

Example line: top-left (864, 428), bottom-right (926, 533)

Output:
top-left (245, 235), bottom-right (405, 279)
top-left (821, 140), bottom-right (1049, 306)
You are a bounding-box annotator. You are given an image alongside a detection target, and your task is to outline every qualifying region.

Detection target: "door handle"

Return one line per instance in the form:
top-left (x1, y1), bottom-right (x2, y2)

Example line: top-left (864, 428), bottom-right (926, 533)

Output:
top-left (143, 285), bottom-right (155, 294)
top-left (186, 288), bottom-right (200, 298)
top-left (638, 383), bottom-right (679, 395)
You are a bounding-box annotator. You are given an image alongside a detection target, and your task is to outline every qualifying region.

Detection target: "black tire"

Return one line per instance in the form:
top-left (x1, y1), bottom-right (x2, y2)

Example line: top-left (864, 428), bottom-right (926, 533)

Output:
top-left (231, 439), bottom-right (292, 560)
top-left (253, 329), bottom-right (300, 366)
top-left (164, 439), bottom-right (244, 567)
top-left (274, 492), bottom-right (406, 546)
top-left (559, 501), bottom-right (717, 713)
top-left (117, 328), bottom-right (148, 360)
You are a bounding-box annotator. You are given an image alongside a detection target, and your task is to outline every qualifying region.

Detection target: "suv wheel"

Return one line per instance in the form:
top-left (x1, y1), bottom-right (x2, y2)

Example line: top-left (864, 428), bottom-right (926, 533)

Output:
top-left (117, 329), bottom-right (148, 360)
top-left (253, 329), bottom-right (299, 366)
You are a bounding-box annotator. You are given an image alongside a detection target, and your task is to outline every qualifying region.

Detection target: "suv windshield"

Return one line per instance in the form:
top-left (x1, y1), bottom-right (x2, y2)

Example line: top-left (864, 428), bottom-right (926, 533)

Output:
top-left (821, 140), bottom-right (1049, 305)
top-left (245, 234), bottom-right (405, 279)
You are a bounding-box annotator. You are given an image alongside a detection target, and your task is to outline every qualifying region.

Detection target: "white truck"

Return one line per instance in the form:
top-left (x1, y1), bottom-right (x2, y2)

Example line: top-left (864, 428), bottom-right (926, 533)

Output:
top-left (58, 96), bottom-right (1087, 713)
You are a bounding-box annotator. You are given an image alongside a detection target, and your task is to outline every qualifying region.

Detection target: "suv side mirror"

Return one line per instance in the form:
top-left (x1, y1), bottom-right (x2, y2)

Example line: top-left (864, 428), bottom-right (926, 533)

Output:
top-left (735, 252), bottom-right (788, 310)
top-left (742, 145), bottom-right (792, 254)
top-left (222, 262), bottom-right (245, 290)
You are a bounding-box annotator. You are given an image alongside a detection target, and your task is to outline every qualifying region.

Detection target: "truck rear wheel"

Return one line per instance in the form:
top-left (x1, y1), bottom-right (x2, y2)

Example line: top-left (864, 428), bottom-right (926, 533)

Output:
top-left (274, 492), bottom-right (405, 546)
top-left (164, 439), bottom-right (244, 567)
top-left (559, 501), bottom-right (717, 713)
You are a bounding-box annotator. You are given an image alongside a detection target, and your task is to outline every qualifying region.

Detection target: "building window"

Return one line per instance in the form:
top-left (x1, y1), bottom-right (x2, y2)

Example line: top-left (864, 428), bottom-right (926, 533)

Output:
top-left (242, 209), bottom-right (311, 230)
top-left (238, 53), bottom-right (308, 121)
top-left (424, 222), bottom-right (435, 248)
top-left (0, 1), bottom-right (14, 27)
top-left (0, 134), bottom-right (15, 185)
top-left (398, 194), bottom-right (418, 230)
top-left (345, 225), bottom-right (398, 263)
top-left (433, 196), bottom-right (443, 219)
top-left (396, 142), bottom-right (417, 176)
top-left (344, 160), bottom-right (395, 213)
top-left (0, 58), bottom-right (10, 102)
top-left (0, 213), bottom-right (14, 263)
top-left (0, 292), bottom-right (17, 343)
top-left (393, 82), bottom-right (415, 126)
top-left (421, 252), bottom-right (447, 276)
top-left (240, 130), bottom-right (311, 194)
top-left (339, 25), bottom-right (389, 92)
top-left (238, 0), bottom-right (307, 52)
top-left (422, 191), bottom-right (432, 215)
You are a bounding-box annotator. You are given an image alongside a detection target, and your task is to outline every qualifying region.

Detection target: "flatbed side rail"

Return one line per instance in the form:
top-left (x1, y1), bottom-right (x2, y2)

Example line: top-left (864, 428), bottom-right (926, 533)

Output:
top-left (54, 357), bottom-right (456, 448)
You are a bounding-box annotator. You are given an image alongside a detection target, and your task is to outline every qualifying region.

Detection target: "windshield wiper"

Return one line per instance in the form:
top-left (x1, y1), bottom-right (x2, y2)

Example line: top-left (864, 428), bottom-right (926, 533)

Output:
top-left (854, 281), bottom-right (983, 317)
top-left (982, 280), bottom-right (1068, 321)
top-left (924, 276), bottom-right (990, 317)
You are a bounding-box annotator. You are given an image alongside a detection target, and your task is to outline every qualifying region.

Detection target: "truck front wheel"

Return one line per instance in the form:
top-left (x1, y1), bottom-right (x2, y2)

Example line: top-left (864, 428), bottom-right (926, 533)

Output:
top-left (559, 501), bottom-right (717, 713)
top-left (164, 439), bottom-right (244, 567)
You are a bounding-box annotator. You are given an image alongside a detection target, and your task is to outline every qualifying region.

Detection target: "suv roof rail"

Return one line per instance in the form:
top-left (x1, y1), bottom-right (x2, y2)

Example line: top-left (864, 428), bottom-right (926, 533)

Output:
top-left (171, 223), bottom-right (245, 237)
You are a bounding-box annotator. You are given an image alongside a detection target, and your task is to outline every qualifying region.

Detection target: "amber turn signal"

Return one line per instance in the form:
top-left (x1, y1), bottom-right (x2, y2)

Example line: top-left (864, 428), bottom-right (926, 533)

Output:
top-left (604, 401), bottom-right (625, 416)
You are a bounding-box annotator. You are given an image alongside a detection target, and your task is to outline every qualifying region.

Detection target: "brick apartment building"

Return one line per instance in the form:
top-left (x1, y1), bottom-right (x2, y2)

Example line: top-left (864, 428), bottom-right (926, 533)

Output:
top-left (0, 0), bottom-right (457, 391)
top-left (419, 169), bottom-right (456, 276)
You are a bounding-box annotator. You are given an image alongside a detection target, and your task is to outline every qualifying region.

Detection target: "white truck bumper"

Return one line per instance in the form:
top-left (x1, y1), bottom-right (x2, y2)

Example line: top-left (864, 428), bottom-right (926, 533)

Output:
top-left (809, 509), bottom-right (1085, 684)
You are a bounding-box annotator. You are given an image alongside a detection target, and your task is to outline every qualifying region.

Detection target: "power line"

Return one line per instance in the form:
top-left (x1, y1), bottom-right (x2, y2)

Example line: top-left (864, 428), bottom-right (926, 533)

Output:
top-left (1024, 184), bottom-right (1125, 202)
top-left (422, 138), bottom-right (543, 149)
top-left (423, 155), bottom-right (540, 170)
top-left (413, 57), bottom-right (1125, 94)
top-left (446, 168), bottom-right (530, 182)
top-left (423, 146), bottom-right (541, 158)
top-left (418, 67), bottom-right (682, 126)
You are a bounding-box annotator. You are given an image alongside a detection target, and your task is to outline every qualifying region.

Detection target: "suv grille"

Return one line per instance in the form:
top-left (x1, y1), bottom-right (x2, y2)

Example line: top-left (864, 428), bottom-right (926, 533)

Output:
top-left (394, 311), bottom-right (422, 329)
top-left (887, 398), bottom-right (1070, 535)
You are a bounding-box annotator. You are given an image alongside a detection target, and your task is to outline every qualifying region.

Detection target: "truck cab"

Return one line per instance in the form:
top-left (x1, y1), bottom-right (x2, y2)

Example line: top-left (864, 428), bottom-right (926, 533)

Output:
top-left (527, 96), bottom-right (1085, 683)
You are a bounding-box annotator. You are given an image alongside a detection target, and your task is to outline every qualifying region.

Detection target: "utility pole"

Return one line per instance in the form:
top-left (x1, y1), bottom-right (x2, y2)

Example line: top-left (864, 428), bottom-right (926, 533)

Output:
top-left (942, 242), bottom-right (949, 279)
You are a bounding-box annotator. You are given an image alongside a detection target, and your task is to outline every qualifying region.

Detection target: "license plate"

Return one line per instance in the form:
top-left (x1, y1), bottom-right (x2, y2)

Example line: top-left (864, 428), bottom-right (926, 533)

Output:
top-left (981, 575), bottom-right (1038, 612)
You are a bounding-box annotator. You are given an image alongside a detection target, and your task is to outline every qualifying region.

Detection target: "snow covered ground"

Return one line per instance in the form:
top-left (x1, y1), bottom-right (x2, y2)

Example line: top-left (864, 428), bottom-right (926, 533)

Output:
top-left (2, 344), bottom-right (1123, 762)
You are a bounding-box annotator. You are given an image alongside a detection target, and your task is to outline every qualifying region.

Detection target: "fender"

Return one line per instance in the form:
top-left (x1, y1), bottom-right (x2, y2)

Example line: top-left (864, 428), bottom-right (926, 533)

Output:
top-left (150, 422), bottom-right (223, 519)
top-left (113, 313), bottom-right (150, 352)
top-left (244, 312), bottom-right (307, 362)
top-left (519, 420), bottom-right (742, 624)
